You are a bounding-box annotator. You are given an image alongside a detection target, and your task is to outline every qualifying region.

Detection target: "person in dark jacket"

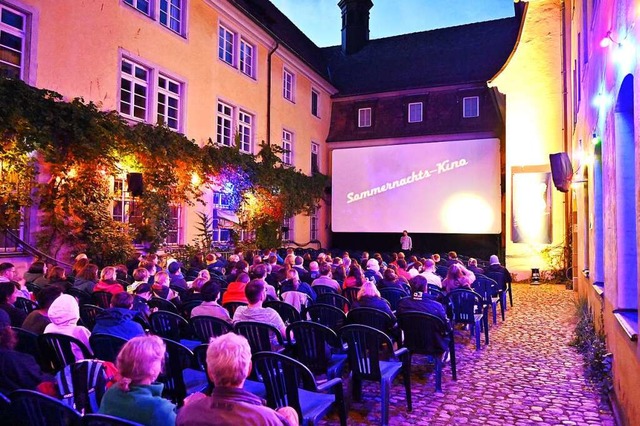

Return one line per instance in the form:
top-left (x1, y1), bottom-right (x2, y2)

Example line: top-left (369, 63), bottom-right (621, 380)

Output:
top-left (377, 268), bottom-right (409, 293)
top-left (21, 286), bottom-right (62, 334)
top-left (168, 262), bottom-right (188, 291)
top-left (0, 309), bottom-right (54, 393)
top-left (93, 292), bottom-right (145, 340)
top-left (352, 279), bottom-right (396, 322)
top-left (0, 282), bottom-right (27, 327)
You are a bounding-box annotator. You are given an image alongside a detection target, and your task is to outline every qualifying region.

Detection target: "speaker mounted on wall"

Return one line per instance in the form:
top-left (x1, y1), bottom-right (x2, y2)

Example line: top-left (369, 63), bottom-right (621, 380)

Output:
top-left (127, 172), bottom-right (144, 197)
top-left (549, 152), bottom-right (573, 193)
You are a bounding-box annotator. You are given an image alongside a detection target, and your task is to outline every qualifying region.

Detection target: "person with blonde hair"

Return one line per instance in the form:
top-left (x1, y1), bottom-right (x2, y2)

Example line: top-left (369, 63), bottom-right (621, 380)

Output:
top-left (152, 271), bottom-right (180, 303)
top-left (442, 263), bottom-right (475, 293)
top-left (353, 278), bottom-right (396, 322)
top-left (94, 266), bottom-right (124, 295)
top-left (99, 335), bottom-right (177, 425)
top-left (176, 333), bottom-right (297, 426)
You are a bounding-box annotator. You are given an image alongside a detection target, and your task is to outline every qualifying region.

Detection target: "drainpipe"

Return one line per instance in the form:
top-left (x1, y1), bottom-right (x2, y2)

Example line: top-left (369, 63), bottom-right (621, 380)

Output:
top-left (266, 41), bottom-right (280, 146)
top-left (560, 1), bottom-right (573, 277)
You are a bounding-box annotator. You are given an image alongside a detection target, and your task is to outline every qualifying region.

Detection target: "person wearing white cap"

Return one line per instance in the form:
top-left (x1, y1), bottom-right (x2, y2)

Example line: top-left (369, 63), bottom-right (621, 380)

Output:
top-left (485, 255), bottom-right (512, 289)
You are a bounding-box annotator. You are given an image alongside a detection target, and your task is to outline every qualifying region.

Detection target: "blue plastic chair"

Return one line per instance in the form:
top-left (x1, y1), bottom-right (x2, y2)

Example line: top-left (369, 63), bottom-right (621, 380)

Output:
top-left (56, 360), bottom-right (108, 414)
top-left (159, 338), bottom-right (208, 406)
top-left (303, 304), bottom-right (347, 333)
top-left (190, 315), bottom-right (233, 343)
top-left (253, 351), bottom-right (347, 426)
top-left (447, 288), bottom-right (489, 350)
top-left (472, 275), bottom-right (504, 324)
top-left (9, 389), bottom-right (81, 426)
top-left (287, 321), bottom-right (347, 380)
top-left (89, 334), bottom-right (128, 363)
top-left (339, 324), bottom-right (412, 426)
top-left (38, 333), bottom-right (94, 372)
top-left (379, 287), bottom-right (408, 312)
top-left (485, 271), bottom-right (512, 308)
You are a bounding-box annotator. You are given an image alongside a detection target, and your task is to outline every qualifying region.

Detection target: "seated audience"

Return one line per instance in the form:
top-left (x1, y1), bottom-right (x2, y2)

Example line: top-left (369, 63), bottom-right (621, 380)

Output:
top-left (446, 251), bottom-right (463, 267)
top-left (467, 258), bottom-right (484, 276)
top-left (21, 286), bottom-right (62, 334)
top-left (168, 261), bottom-right (188, 291)
top-left (280, 269), bottom-right (312, 312)
top-left (99, 335), bottom-right (177, 426)
top-left (442, 263), bottom-right (475, 293)
top-left (44, 294), bottom-right (92, 359)
top-left (44, 266), bottom-right (71, 292)
top-left (222, 272), bottom-right (250, 305)
top-left (191, 281), bottom-right (231, 321)
top-left (182, 277), bottom-right (206, 302)
top-left (225, 260), bottom-right (248, 284)
top-left (311, 263), bottom-right (341, 293)
top-left (128, 267), bottom-right (150, 294)
top-left (353, 279), bottom-right (397, 322)
top-left (73, 263), bottom-right (99, 293)
top-left (304, 261), bottom-right (321, 283)
top-left (151, 271), bottom-right (181, 304)
top-left (333, 263), bottom-right (346, 286)
top-left (378, 268), bottom-right (409, 293)
top-left (23, 261), bottom-right (47, 285)
top-left (343, 264), bottom-right (365, 289)
top-left (115, 264), bottom-right (133, 285)
top-left (420, 259), bottom-right (443, 288)
top-left (485, 255), bottom-right (513, 289)
top-left (0, 310), bottom-right (55, 393)
top-left (396, 258), bottom-right (412, 281)
top-left (176, 333), bottom-right (297, 426)
top-left (248, 264), bottom-right (278, 300)
top-left (233, 279), bottom-right (286, 339)
top-left (93, 292), bottom-right (146, 340)
top-left (364, 259), bottom-right (383, 284)
top-left (70, 256), bottom-right (89, 281)
top-left (94, 266), bottom-right (125, 295)
top-left (0, 282), bottom-right (26, 327)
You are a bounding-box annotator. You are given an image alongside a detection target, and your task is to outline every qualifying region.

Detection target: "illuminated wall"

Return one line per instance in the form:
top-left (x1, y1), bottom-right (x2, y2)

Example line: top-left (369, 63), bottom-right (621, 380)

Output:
top-left (490, 0), bottom-right (566, 275)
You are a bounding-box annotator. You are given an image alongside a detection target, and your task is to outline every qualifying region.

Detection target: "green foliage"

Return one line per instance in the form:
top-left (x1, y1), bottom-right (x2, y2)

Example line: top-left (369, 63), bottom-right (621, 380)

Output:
top-left (193, 212), bottom-right (214, 252)
top-left (255, 219), bottom-right (280, 250)
top-left (570, 297), bottom-right (612, 402)
top-left (540, 241), bottom-right (571, 282)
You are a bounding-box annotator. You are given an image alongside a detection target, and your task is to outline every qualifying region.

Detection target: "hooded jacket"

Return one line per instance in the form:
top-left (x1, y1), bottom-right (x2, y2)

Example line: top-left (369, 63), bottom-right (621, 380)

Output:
top-left (93, 307), bottom-right (145, 340)
top-left (44, 294), bottom-right (92, 359)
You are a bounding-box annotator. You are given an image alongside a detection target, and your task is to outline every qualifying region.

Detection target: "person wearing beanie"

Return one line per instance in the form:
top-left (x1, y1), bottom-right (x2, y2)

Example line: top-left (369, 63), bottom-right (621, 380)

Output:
top-left (44, 294), bottom-right (92, 359)
top-left (485, 255), bottom-right (512, 288)
top-left (364, 258), bottom-right (383, 284)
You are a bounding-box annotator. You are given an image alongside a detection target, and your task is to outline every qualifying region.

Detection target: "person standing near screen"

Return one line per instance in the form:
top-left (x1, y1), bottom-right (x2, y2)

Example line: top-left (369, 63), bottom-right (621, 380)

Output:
top-left (400, 230), bottom-right (412, 257)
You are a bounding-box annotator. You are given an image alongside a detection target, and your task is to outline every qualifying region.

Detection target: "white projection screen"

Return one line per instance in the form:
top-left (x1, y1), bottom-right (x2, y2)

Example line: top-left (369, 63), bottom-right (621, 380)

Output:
top-left (331, 138), bottom-right (501, 233)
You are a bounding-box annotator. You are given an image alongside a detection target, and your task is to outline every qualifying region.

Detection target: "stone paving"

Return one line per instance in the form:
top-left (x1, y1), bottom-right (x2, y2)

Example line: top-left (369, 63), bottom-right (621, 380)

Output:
top-left (320, 283), bottom-right (616, 425)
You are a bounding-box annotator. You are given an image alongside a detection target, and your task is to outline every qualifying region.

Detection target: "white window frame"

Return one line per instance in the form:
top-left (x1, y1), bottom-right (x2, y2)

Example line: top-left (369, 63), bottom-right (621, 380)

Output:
top-left (311, 89), bottom-right (319, 117)
top-left (238, 110), bottom-right (253, 153)
top-left (217, 101), bottom-right (234, 147)
top-left (310, 209), bottom-right (319, 241)
top-left (408, 102), bottom-right (423, 123)
top-left (123, 0), bottom-right (152, 16)
top-left (157, 74), bottom-right (181, 130)
top-left (358, 107), bottom-right (371, 128)
top-left (311, 142), bottom-right (319, 174)
top-left (213, 191), bottom-right (231, 208)
top-left (283, 217), bottom-right (293, 242)
top-left (159, 0), bottom-right (183, 35)
top-left (463, 96), bottom-right (480, 118)
top-left (0, 2), bottom-right (27, 80)
top-left (282, 130), bottom-right (293, 165)
top-left (283, 69), bottom-right (294, 102)
top-left (218, 25), bottom-right (235, 66)
top-left (239, 38), bottom-right (255, 78)
top-left (120, 58), bottom-right (150, 122)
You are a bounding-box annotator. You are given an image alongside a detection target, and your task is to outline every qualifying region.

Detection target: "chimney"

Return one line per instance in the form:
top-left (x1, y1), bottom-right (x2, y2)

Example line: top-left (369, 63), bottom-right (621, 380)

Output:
top-left (338, 0), bottom-right (373, 55)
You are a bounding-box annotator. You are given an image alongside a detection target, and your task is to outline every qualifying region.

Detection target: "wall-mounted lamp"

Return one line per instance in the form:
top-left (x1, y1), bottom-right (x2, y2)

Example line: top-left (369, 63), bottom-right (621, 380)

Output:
top-left (600, 30), bottom-right (623, 48)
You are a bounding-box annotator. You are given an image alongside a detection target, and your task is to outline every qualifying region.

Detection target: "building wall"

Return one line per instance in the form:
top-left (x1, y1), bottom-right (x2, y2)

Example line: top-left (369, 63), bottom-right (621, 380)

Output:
top-left (568, 0), bottom-right (640, 424)
top-left (4, 0), bottom-right (334, 250)
top-left (490, 0), bottom-right (566, 276)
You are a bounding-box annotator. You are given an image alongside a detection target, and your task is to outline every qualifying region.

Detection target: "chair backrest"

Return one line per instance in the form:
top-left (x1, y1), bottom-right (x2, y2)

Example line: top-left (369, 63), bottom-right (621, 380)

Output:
top-left (56, 360), bottom-right (108, 414)
top-left (158, 338), bottom-right (196, 406)
top-left (302, 304), bottom-right (347, 333)
top-left (11, 327), bottom-right (40, 362)
top-left (79, 305), bottom-right (104, 331)
top-left (147, 297), bottom-right (178, 314)
top-left (447, 289), bottom-right (483, 324)
top-left (397, 311), bottom-right (450, 356)
top-left (222, 301), bottom-right (247, 317)
top-left (484, 271), bottom-right (506, 291)
top-left (233, 321), bottom-right (284, 353)
top-left (471, 276), bottom-right (499, 301)
top-left (14, 297), bottom-right (39, 315)
top-left (179, 300), bottom-right (203, 319)
top-left (66, 288), bottom-right (93, 307)
top-left (342, 287), bottom-right (361, 305)
top-left (287, 321), bottom-right (339, 376)
top-left (435, 266), bottom-right (448, 279)
top-left (316, 293), bottom-right (350, 311)
top-left (264, 300), bottom-right (301, 324)
top-left (89, 334), bottom-right (128, 363)
top-left (26, 282), bottom-right (42, 296)
top-left (347, 307), bottom-right (394, 333)
top-left (0, 390), bottom-right (10, 417)
top-left (379, 288), bottom-right (408, 311)
top-left (9, 389), bottom-right (82, 426)
top-left (427, 284), bottom-right (445, 299)
top-left (312, 284), bottom-right (336, 295)
top-left (81, 413), bottom-right (144, 426)
top-left (190, 316), bottom-right (233, 343)
top-left (92, 292), bottom-right (113, 309)
top-left (339, 324), bottom-right (395, 381)
top-left (252, 351), bottom-right (318, 420)
top-left (38, 333), bottom-right (93, 372)
top-left (149, 311), bottom-right (190, 341)
top-left (169, 285), bottom-right (187, 299)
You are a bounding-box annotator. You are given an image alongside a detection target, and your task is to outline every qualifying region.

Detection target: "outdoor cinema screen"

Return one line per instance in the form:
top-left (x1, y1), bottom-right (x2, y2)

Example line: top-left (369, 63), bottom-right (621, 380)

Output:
top-left (331, 138), bottom-right (501, 234)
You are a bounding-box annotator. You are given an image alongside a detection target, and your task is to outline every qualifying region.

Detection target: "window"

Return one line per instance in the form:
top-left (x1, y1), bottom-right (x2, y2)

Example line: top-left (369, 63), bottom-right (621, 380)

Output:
top-left (123, 0), bottom-right (185, 35)
top-left (120, 58), bottom-right (149, 121)
top-left (282, 217), bottom-right (293, 242)
top-left (0, 3), bottom-right (27, 80)
top-left (282, 130), bottom-right (293, 165)
top-left (311, 90), bottom-right (319, 117)
top-left (212, 228), bottom-right (231, 243)
top-left (358, 108), bottom-right (371, 127)
top-left (408, 102), bottom-right (423, 123)
top-left (311, 142), bottom-right (319, 174)
top-left (283, 69), bottom-right (294, 101)
top-left (218, 25), bottom-right (235, 65)
top-left (212, 191), bottom-right (231, 208)
top-left (216, 102), bottom-right (233, 147)
top-left (462, 96), bottom-right (479, 118)
top-left (160, 0), bottom-right (183, 34)
top-left (239, 39), bottom-right (254, 77)
top-left (310, 208), bottom-right (319, 241)
top-left (238, 110), bottom-right (253, 153)
top-left (157, 74), bottom-right (181, 130)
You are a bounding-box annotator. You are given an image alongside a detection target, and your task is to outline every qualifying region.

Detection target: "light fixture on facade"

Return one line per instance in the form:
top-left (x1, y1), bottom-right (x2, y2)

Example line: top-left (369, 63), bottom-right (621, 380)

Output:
top-left (591, 132), bottom-right (601, 146)
top-left (600, 30), bottom-right (622, 48)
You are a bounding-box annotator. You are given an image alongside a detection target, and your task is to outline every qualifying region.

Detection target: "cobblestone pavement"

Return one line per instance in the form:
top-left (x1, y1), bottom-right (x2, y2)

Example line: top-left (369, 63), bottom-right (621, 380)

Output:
top-left (320, 284), bottom-right (616, 425)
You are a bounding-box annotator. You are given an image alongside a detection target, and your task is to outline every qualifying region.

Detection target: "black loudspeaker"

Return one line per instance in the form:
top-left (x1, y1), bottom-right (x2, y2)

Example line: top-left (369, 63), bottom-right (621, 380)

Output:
top-left (549, 152), bottom-right (573, 193)
top-left (127, 173), bottom-right (144, 197)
